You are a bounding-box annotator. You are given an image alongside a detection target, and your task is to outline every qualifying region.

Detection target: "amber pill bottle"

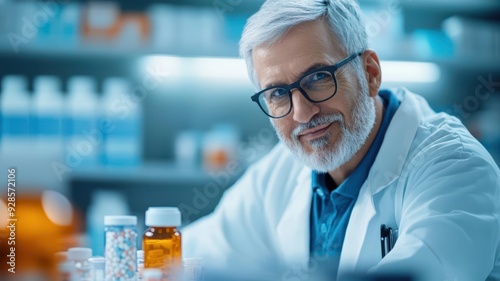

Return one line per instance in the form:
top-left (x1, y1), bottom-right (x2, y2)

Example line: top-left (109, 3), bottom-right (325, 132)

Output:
top-left (143, 207), bottom-right (182, 279)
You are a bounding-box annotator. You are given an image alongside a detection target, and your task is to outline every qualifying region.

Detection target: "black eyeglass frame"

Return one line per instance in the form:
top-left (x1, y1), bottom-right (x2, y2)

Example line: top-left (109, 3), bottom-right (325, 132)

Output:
top-left (250, 52), bottom-right (363, 118)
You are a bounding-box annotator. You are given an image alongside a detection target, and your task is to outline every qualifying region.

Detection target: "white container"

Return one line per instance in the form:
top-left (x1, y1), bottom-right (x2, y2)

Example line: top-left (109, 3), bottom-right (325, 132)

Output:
top-left (88, 257), bottom-right (105, 281)
top-left (101, 77), bottom-right (142, 166)
top-left (68, 247), bottom-right (92, 281)
top-left (32, 76), bottom-right (64, 154)
top-left (104, 216), bottom-right (138, 281)
top-left (66, 76), bottom-right (99, 167)
top-left (0, 75), bottom-right (31, 155)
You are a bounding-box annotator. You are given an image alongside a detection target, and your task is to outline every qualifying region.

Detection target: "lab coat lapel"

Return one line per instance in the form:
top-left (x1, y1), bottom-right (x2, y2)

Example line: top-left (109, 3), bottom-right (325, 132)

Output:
top-left (338, 180), bottom-right (377, 274)
top-left (338, 88), bottom-right (423, 274)
top-left (276, 166), bottom-right (312, 266)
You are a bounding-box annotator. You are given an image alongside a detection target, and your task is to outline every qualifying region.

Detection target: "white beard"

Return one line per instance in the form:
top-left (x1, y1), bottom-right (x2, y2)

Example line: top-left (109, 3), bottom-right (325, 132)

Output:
top-left (273, 85), bottom-right (376, 173)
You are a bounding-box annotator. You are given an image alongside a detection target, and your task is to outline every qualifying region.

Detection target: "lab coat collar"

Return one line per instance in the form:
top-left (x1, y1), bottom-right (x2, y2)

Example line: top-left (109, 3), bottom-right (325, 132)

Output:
top-left (368, 87), bottom-right (422, 192)
top-left (339, 88), bottom-right (424, 274)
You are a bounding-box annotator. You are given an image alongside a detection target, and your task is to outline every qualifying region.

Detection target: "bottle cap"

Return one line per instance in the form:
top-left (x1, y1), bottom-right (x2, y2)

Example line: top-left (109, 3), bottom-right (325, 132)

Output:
top-left (88, 257), bottom-right (105, 270)
top-left (34, 76), bottom-right (61, 93)
top-left (68, 76), bottom-right (96, 94)
top-left (142, 268), bottom-right (162, 280)
top-left (68, 247), bottom-right (92, 260)
top-left (88, 257), bottom-right (105, 264)
top-left (1, 75), bottom-right (27, 93)
top-left (145, 207), bottom-right (181, 227)
top-left (104, 215), bottom-right (137, 226)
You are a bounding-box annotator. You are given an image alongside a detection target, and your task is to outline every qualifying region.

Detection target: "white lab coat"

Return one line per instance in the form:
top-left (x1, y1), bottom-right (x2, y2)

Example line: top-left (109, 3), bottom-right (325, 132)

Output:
top-left (183, 88), bottom-right (500, 280)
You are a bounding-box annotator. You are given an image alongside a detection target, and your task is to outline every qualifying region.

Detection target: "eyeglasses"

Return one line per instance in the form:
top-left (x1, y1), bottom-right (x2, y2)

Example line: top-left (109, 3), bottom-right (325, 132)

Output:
top-left (251, 52), bottom-right (362, 118)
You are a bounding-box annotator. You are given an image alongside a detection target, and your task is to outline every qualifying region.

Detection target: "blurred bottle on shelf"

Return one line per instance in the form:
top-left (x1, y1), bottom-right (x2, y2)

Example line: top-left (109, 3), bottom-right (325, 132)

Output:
top-left (58, 3), bottom-right (82, 46)
top-left (81, 1), bottom-right (120, 43)
top-left (0, 75), bottom-right (31, 156)
top-left (175, 130), bottom-right (203, 169)
top-left (35, 0), bottom-right (61, 44)
top-left (66, 76), bottom-right (100, 168)
top-left (202, 124), bottom-right (240, 171)
top-left (87, 190), bottom-right (130, 257)
top-left (32, 76), bottom-right (64, 155)
top-left (147, 4), bottom-right (179, 52)
top-left (101, 77), bottom-right (142, 166)
top-left (82, 2), bottom-right (150, 49)
top-left (443, 16), bottom-right (500, 60)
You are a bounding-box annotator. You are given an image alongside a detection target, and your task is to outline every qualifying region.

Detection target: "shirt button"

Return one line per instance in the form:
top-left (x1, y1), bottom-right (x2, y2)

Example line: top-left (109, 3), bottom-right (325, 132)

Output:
top-left (316, 188), bottom-right (325, 198)
top-left (321, 223), bottom-right (327, 234)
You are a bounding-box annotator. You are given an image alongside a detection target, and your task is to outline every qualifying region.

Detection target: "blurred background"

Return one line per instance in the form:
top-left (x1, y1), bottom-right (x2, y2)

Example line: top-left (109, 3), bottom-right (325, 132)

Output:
top-left (0, 0), bottom-right (499, 269)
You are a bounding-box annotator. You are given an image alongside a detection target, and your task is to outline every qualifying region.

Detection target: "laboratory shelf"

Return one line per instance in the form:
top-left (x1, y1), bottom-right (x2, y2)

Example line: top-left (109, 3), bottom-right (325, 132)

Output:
top-left (69, 161), bottom-right (222, 184)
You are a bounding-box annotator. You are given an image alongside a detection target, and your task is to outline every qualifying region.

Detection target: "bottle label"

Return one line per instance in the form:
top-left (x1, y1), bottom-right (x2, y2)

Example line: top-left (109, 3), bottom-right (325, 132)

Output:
top-left (1, 114), bottom-right (29, 136)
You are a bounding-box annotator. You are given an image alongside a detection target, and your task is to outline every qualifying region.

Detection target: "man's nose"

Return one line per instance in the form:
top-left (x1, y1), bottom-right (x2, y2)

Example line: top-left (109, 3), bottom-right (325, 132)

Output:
top-left (291, 89), bottom-right (320, 124)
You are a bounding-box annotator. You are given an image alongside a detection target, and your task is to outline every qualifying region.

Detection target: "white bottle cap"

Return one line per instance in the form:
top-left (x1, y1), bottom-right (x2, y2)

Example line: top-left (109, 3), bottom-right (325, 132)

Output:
top-left (142, 268), bottom-right (162, 280)
top-left (89, 257), bottom-right (106, 269)
top-left (104, 215), bottom-right (137, 226)
top-left (34, 75), bottom-right (61, 93)
top-left (145, 207), bottom-right (181, 227)
top-left (1, 75), bottom-right (27, 93)
top-left (68, 76), bottom-right (96, 94)
top-left (68, 247), bottom-right (92, 261)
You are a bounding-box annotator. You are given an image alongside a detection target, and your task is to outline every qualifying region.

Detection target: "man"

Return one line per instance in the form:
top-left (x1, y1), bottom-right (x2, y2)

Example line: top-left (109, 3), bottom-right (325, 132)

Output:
top-left (183, 0), bottom-right (500, 280)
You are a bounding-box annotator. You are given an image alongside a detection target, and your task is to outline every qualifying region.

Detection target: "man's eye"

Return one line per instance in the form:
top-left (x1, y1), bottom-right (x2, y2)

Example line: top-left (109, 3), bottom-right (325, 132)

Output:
top-left (270, 88), bottom-right (287, 98)
top-left (310, 72), bottom-right (328, 81)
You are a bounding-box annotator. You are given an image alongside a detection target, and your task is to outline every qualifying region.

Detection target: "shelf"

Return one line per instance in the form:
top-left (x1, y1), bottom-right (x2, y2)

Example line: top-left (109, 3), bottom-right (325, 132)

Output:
top-left (69, 162), bottom-right (227, 184)
top-left (0, 40), bottom-right (239, 59)
top-left (401, 0), bottom-right (500, 14)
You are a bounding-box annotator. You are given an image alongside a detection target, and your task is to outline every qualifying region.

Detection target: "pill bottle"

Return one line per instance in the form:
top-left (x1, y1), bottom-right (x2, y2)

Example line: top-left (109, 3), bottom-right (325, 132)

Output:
top-left (68, 247), bottom-right (92, 281)
top-left (143, 207), bottom-right (182, 279)
top-left (88, 257), bottom-right (104, 281)
top-left (104, 215), bottom-right (138, 281)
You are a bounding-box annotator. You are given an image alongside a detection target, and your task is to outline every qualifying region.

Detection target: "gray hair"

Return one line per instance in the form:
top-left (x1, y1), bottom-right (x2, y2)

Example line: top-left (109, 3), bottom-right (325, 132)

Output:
top-left (239, 0), bottom-right (368, 89)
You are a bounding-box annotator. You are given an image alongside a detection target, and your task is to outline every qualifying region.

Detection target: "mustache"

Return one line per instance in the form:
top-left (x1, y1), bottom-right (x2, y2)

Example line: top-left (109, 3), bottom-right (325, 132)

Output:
top-left (292, 114), bottom-right (343, 137)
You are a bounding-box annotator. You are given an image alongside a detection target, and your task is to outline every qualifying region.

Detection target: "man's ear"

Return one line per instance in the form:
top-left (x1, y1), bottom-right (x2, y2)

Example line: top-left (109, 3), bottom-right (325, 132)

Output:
top-left (361, 50), bottom-right (381, 97)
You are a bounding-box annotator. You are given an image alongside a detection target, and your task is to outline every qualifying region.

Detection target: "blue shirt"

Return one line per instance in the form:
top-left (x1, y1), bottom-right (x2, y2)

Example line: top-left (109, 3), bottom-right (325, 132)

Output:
top-left (309, 90), bottom-right (400, 268)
